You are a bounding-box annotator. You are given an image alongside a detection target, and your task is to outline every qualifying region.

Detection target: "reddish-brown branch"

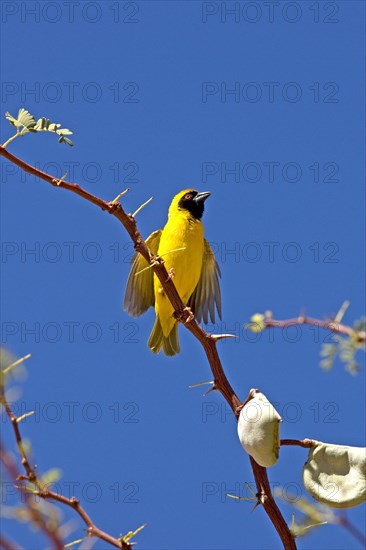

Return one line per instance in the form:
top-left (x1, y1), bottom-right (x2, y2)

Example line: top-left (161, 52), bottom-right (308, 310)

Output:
top-left (263, 315), bottom-right (365, 343)
top-left (0, 145), bottom-right (296, 549)
top-left (0, 390), bottom-right (130, 550)
top-left (280, 439), bottom-right (315, 448)
top-left (0, 440), bottom-right (64, 550)
top-left (0, 534), bottom-right (23, 550)
top-left (38, 492), bottom-right (128, 548)
top-left (0, 394), bottom-right (36, 482)
top-left (338, 513), bottom-right (366, 546)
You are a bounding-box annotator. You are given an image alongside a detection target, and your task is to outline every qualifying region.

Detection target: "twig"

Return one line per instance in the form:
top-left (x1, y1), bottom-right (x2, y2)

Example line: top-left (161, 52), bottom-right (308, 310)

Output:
top-left (0, 145), bottom-right (297, 549)
top-left (0, 439), bottom-right (64, 550)
top-left (0, 386), bottom-right (131, 550)
top-left (2, 130), bottom-right (20, 149)
top-left (280, 439), bottom-right (316, 448)
top-left (0, 534), bottom-right (23, 550)
top-left (211, 333), bottom-right (237, 341)
top-left (0, 392), bottom-right (36, 483)
top-left (111, 188), bottom-right (130, 203)
top-left (2, 353), bottom-right (32, 376)
top-left (263, 314), bottom-right (365, 343)
top-left (132, 196), bottom-right (153, 217)
top-left (338, 513), bottom-right (366, 547)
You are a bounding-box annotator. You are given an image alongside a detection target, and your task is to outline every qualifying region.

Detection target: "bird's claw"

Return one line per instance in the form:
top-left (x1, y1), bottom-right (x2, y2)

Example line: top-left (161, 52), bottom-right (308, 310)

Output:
top-left (183, 306), bottom-right (194, 323)
top-left (165, 267), bottom-right (175, 282)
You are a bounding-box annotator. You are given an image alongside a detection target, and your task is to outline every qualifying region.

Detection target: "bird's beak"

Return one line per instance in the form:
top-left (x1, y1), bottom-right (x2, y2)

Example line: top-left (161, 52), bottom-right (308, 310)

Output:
top-left (194, 191), bottom-right (211, 203)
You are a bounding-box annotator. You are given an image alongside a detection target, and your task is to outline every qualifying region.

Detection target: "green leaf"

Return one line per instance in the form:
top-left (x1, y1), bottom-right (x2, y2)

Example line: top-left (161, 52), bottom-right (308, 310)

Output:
top-left (40, 467), bottom-right (62, 487)
top-left (5, 111), bottom-right (18, 126)
top-left (58, 128), bottom-right (73, 135)
top-left (62, 137), bottom-right (74, 147)
top-left (4, 109), bottom-right (74, 147)
top-left (5, 109), bottom-right (36, 130)
top-left (34, 117), bottom-right (73, 146)
top-left (17, 108), bottom-right (36, 129)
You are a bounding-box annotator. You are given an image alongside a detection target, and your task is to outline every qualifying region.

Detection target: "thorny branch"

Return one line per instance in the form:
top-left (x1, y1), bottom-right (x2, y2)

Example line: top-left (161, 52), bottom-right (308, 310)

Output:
top-left (0, 435), bottom-right (64, 550)
top-left (0, 381), bottom-right (132, 550)
top-left (0, 534), bottom-right (24, 550)
top-left (262, 313), bottom-right (366, 343)
top-left (0, 145), bottom-right (298, 548)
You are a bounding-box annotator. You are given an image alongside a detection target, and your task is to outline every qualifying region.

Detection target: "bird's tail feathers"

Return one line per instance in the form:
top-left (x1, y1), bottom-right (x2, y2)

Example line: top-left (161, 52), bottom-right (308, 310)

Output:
top-left (148, 318), bottom-right (180, 356)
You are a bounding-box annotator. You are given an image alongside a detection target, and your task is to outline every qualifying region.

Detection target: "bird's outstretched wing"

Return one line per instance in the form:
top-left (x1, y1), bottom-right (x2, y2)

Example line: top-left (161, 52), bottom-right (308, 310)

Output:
top-left (123, 230), bottom-right (162, 317)
top-left (188, 239), bottom-right (222, 324)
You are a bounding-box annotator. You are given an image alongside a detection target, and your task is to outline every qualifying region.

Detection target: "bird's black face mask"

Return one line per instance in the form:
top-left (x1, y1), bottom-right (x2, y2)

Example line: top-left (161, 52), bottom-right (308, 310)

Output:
top-left (178, 190), bottom-right (211, 220)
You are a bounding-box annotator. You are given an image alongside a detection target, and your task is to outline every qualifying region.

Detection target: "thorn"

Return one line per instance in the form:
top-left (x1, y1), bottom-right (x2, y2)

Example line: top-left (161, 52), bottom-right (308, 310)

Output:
top-left (120, 523), bottom-right (147, 544)
top-left (188, 381), bottom-right (214, 389)
top-left (55, 172), bottom-right (68, 186)
top-left (159, 247), bottom-right (186, 258)
top-left (132, 196), bottom-right (153, 218)
top-left (111, 188), bottom-right (130, 204)
top-left (64, 538), bottom-right (86, 549)
top-left (334, 300), bottom-right (350, 323)
top-left (251, 499), bottom-right (262, 512)
top-left (211, 333), bottom-right (237, 341)
top-left (244, 482), bottom-right (258, 497)
top-left (16, 411), bottom-right (35, 423)
top-left (3, 353), bottom-right (31, 375)
top-left (226, 493), bottom-right (257, 502)
top-left (134, 258), bottom-right (160, 277)
top-left (134, 264), bottom-right (153, 277)
top-left (204, 384), bottom-right (217, 396)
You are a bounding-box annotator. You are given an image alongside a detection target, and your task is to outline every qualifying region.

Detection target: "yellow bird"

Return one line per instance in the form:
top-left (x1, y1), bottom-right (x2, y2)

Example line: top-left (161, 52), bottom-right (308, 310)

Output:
top-left (123, 189), bottom-right (222, 356)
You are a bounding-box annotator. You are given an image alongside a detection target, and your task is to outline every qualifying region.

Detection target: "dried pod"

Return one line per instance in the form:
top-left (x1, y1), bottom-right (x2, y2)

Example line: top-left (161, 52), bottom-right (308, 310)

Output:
top-left (303, 441), bottom-right (366, 508)
top-left (237, 389), bottom-right (282, 467)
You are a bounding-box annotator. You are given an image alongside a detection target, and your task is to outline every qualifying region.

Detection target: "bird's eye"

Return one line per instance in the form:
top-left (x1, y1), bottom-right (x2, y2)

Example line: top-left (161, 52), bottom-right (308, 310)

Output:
top-left (185, 193), bottom-right (193, 200)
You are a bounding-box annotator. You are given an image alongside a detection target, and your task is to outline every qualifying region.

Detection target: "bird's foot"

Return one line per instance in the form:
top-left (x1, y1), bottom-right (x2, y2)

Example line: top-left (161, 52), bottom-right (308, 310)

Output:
top-left (183, 306), bottom-right (194, 324)
top-left (165, 267), bottom-right (175, 282)
top-left (173, 307), bottom-right (194, 323)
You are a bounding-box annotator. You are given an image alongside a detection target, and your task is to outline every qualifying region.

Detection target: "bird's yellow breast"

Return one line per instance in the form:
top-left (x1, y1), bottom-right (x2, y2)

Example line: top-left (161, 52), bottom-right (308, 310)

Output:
top-left (154, 210), bottom-right (204, 336)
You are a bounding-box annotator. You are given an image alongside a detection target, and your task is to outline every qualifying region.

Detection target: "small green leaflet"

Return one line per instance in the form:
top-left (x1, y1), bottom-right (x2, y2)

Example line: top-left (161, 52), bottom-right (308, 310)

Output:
top-left (5, 108), bottom-right (74, 146)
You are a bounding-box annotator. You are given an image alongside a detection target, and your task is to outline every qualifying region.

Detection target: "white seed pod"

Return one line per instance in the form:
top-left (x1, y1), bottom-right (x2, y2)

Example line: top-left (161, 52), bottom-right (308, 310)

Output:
top-left (237, 389), bottom-right (282, 467)
top-left (303, 441), bottom-right (366, 509)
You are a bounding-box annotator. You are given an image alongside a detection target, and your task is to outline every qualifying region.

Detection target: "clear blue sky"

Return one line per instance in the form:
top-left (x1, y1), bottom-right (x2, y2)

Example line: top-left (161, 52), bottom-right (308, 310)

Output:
top-left (1, 1), bottom-right (365, 549)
